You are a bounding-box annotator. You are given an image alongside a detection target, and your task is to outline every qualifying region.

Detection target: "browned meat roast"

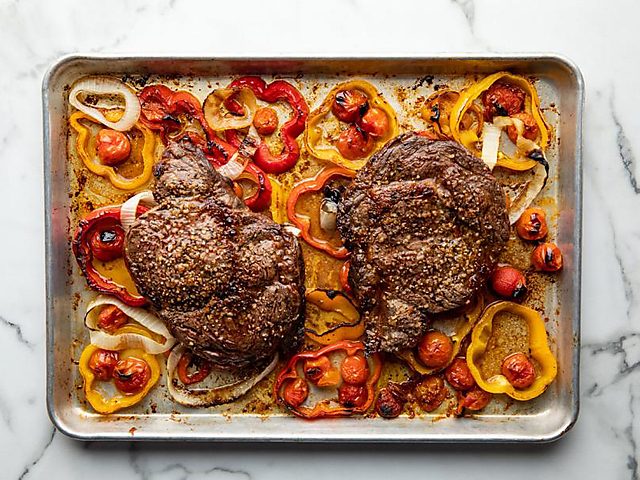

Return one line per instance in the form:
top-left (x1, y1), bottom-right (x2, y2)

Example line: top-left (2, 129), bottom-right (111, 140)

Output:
top-left (124, 142), bottom-right (305, 369)
top-left (337, 133), bottom-right (509, 354)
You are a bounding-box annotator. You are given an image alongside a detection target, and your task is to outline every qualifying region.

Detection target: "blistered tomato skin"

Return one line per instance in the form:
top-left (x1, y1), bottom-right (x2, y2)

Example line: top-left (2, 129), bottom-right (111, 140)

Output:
top-left (113, 357), bottom-right (152, 394)
top-left (338, 384), bottom-right (368, 408)
top-left (358, 107), bottom-right (389, 138)
top-left (490, 265), bottom-right (527, 301)
top-left (414, 375), bottom-right (447, 412)
top-left (445, 357), bottom-right (476, 391)
top-left (97, 305), bottom-right (128, 333)
top-left (88, 349), bottom-right (119, 381)
top-left (340, 355), bottom-right (370, 385)
top-left (375, 388), bottom-right (404, 419)
top-left (336, 125), bottom-right (374, 160)
top-left (507, 112), bottom-right (539, 143)
top-left (283, 378), bottom-right (309, 407)
top-left (89, 225), bottom-right (125, 262)
top-left (96, 129), bottom-right (131, 166)
top-left (502, 352), bottom-right (536, 389)
top-left (253, 107), bottom-right (279, 135)
top-left (332, 89), bottom-right (369, 122)
top-left (417, 331), bottom-right (454, 368)
top-left (515, 208), bottom-right (548, 241)
top-left (458, 386), bottom-right (492, 412)
top-left (532, 243), bottom-right (564, 272)
top-left (481, 82), bottom-right (526, 122)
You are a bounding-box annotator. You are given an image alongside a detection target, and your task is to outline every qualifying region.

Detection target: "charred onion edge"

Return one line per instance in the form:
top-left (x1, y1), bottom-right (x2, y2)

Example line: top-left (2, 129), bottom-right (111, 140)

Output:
top-left (166, 344), bottom-right (278, 407)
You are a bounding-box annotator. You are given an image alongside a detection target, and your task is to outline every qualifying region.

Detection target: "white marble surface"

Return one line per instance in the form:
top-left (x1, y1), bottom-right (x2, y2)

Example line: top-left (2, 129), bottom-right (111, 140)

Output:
top-left (1, 0), bottom-right (639, 477)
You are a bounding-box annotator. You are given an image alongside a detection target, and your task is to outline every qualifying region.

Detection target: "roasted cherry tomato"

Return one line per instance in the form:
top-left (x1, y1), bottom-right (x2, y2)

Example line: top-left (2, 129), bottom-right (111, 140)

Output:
top-left (332, 89), bottom-right (369, 122)
top-left (282, 378), bottom-right (309, 407)
top-left (177, 351), bottom-right (213, 385)
top-left (253, 107), bottom-right (278, 136)
top-left (96, 129), bottom-right (131, 166)
top-left (336, 125), bottom-right (374, 160)
top-left (445, 357), bottom-right (476, 391)
top-left (414, 375), bottom-right (447, 412)
top-left (507, 112), bottom-right (539, 143)
top-left (502, 352), bottom-right (536, 389)
top-left (417, 331), bottom-right (453, 368)
top-left (358, 107), bottom-right (389, 138)
top-left (532, 242), bottom-right (564, 272)
top-left (97, 305), bottom-right (128, 333)
top-left (481, 82), bottom-right (525, 122)
top-left (338, 384), bottom-right (368, 408)
top-left (88, 349), bottom-right (119, 381)
top-left (340, 355), bottom-right (370, 385)
top-left (113, 357), bottom-right (152, 394)
top-left (515, 207), bottom-right (548, 241)
top-left (490, 265), bottom-right (527, 301)
top-left (376, 385), bottom-right (406, 419)
top-left (457, 386), bottom-right (492, 413)
top-left (304, 355), bottom-right (340, 387)
top-left (89, 225), bottom-right (125, 262)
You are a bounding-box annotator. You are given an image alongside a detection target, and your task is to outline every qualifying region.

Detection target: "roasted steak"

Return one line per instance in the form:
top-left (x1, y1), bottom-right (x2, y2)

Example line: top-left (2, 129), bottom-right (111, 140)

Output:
top-left (124, 142), bottom-right (305, 369)
top-left (337, 133), bottom-right (509, 354)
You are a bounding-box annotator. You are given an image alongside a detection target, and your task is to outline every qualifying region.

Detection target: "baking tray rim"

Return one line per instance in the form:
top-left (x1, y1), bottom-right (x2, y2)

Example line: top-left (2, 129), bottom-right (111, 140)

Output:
top-left (43, 52), bottom-right (583, 443)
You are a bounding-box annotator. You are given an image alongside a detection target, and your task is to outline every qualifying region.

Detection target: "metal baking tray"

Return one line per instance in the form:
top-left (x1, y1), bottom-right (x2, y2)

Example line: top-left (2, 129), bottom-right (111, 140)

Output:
top-left (43, 54), bottom-right (583, 442)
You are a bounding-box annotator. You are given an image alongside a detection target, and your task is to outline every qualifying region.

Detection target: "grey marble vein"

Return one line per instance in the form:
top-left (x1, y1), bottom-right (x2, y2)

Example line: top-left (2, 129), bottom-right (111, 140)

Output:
top-left (611, 92), bottom-right (640, 194)
top-left (583, 334), bottom-right (640, 396)
top-left (627, 385), bottom-right (639, 480)
top-left (451, 0), bottom-right (474, 31)
top-left (0, 315), bottom-right (35, 350)
top-left (17, 428), bottom-right (56, 480)
top-left (610, 216), bottom-right (635, 319)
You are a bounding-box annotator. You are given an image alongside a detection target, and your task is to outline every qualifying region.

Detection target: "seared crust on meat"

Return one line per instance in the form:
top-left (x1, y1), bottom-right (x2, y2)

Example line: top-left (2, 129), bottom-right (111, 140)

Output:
top-left (124, 142), bottom-right (305, 369)
top-left (337, 133), bottom-right (509, 354)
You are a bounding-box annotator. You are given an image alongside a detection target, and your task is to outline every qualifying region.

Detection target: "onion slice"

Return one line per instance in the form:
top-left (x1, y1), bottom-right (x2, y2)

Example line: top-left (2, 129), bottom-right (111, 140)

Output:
top-left (69, 76), bottom-right (141, 131)
top-left (480, 123), bottom-right (501, 171)
top-left (203, 87), bottom-right (258, 131)
top-left (166, 344), bottom-right (278, 407)
top-left (216, 125), bottom-right (261, 180)
top-left (84, 295), bottom-right (175, 354)
top-left (320, 198), bottom-right (338, 232)
top-left (507, 153), bottom-right (549, 224)
top-left (119, 191), bottom-right (156, 230)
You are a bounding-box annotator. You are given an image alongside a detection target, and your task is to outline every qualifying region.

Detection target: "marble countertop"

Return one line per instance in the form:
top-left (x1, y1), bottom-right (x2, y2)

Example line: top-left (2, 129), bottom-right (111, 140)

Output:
top-left (1, 0), bottom-right (638, 477)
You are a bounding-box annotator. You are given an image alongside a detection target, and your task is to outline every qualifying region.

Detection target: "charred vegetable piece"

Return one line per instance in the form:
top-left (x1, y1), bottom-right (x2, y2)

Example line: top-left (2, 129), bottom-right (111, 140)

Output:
top-left (358, 107), bottom-right (390, 138)
top-left (97, 305), bottom-right (128, 333)
top-left (282, 378), bottom-right (309, 408)
top-left (336, 125), bottom-right (374, 160)
top-left (417, 331), bottom-right (454, 368)
top-left (445, 357), bottom-right (476, 391)
top-left (502, 352), bottom-right (536, 389)
top-left (88, 349), bottom-right (119, 381)
top-left (414, 375), bottom-right (447, 412)
top-left (506, 112), bottom-right (539, 143)
top-left (457, 386), bottom-right (492, 415)
top-left (274, 340), bottom-right (382, 419)
top-left (89, 224), bottom-right (125, 262)
top-left (287, 166), bottom-right (356, 258)
top-left (96, 129), bottom-right (131, 165)
top-left (332, 89), bottom-right (369, 122)
top-left (304, 355), bottom-right (341, 387)
top-left (490, 265), bottom-right (527, 301)
top-left (466, 301), bottom-right (557, 401)
top-left (236, 162), bottom-right (273, 212)
top-left (515, 207), bottom-right (548, 241)
top-left (340, 354), bottom-right (370, 385)
top-left (376, 383), bottom-right (407, 419)
top-left (177, 351), bottom-right (213, 386)
top-left (481, 82), bottom-right (525, 122)
top-left (338, 384), bottom-right (368, 408)
top-left (305, 289), bottom-right (364, 345)
top-left (73, 206), bottom-right (148, 306)
top-left (113, 356), bottom-right (152, 394)
top-left (532, 243), bottom-right (564, 272)
top-left (253, 107), bottom-right (279, 135)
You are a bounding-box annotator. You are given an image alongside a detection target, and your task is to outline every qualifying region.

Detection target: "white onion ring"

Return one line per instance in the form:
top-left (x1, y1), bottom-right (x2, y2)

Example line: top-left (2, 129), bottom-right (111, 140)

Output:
top-left (85, 295), bottom-right (175, 354)
top-left (69, 76), bottom-right (141, 131)
top-left (166, 344), bottom-right (278, 407)
top-left (480, 123), bottom-right (501, 171)
top-left (320, 198), bottom-right (338, 232)
top-left (283, 225), bottom-right (301, 237)
top-left (507, 159), bottom-right (549, 224)
top-left (203, 87), bottom-right (258, 131)
top-left (216, 155), bottom-right (246, 180)
top-left (119, 191), bottom-right (156, 230)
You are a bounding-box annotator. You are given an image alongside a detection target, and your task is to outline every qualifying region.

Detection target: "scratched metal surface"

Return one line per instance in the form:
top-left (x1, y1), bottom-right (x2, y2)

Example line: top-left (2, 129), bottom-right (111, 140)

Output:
top-left (43, 54), bottom-right (583, 441)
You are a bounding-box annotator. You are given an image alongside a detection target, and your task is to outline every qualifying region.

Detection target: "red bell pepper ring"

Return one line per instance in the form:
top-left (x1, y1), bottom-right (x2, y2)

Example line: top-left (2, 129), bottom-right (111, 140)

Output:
top-left (138, 84), bottom-right (236, 164)
top-left (224, 77), bottom-right (309, 174)
top-left (274, 340), bottom-right (382, 419)
top-left (72, 206), bottom-right (148, 307)
top-left (237, 162), bottom-right (273, 212)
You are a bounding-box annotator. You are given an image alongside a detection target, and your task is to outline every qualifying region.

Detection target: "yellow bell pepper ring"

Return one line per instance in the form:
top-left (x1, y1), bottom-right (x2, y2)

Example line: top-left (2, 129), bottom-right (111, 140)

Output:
top-left (466, 301), bottom-right (557, 401)
top-left (70, 111), bottom-right (156, 191)
top-left (78, 341), bottom-right (160, 414)
top-left (304, 80), bottom-right (399, 170)
top-left (450, 72), bottom-right (550, 153)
